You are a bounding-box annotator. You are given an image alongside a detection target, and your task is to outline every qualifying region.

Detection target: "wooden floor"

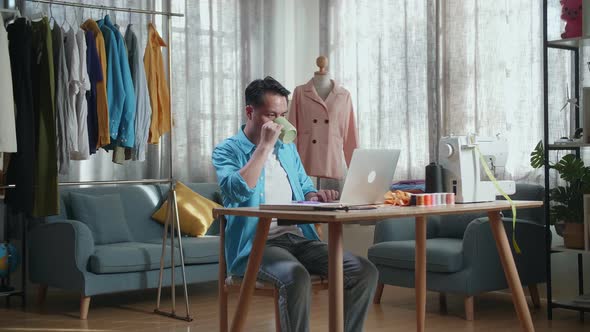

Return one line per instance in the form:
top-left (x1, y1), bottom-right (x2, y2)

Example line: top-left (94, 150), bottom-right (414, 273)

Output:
top-left (0, 282), bottom-right (587, 331)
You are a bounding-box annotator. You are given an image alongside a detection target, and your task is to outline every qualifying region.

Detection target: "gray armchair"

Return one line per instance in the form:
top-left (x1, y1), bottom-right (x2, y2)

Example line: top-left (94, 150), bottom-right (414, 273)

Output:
top-left (367, 184), bottom-right (547, 320)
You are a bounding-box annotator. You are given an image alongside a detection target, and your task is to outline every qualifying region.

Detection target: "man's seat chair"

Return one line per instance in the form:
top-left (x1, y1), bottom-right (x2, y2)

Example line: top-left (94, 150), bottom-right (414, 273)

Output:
top-left (218, 220), bottom-right (328, 331)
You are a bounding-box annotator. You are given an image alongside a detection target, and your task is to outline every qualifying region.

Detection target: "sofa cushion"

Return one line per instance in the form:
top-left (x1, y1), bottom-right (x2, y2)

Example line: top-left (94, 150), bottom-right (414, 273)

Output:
top-left (89, 236), bottom-right (220, 274)
top-left (69, 192), bottom-right (133, 245)
top-left (152, 181), bottom-right (221, 237)
top-left (368, 238), bottom-right (463, 273)
top-left (90, 242), bottom-right (176, 274)
top-left (145, 236), bottom-right (219, 265)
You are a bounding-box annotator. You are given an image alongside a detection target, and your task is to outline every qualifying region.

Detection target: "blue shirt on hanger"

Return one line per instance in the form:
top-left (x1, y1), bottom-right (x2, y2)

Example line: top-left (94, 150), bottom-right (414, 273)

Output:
top-left (97, 17), bottom-right (126, 144)
top-left (103, 15), bottom-right (136, 148)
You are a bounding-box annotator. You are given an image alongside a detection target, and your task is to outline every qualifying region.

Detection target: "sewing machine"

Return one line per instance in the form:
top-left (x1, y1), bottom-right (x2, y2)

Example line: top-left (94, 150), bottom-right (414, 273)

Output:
top-left (438, 135), bottom-right (516, 203)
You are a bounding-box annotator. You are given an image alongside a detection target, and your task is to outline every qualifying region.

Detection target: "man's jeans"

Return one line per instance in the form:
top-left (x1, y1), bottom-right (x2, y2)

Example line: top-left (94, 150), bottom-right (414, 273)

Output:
top-left (257, 233), bottom-right (378, 332)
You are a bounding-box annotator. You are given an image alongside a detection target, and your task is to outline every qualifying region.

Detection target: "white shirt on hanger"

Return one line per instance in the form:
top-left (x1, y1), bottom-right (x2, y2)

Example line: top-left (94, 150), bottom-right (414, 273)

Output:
top-left (0, 15), bottom-right (17, 157)
top-left (63, 27), bottom-right (80, 156)
top-left (70, 29), bottom-right (90, 160)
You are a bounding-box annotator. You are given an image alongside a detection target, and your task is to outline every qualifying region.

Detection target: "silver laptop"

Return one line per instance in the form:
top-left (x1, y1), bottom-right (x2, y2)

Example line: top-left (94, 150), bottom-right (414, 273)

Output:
top-left (260, 149), bottom-right (401, 210)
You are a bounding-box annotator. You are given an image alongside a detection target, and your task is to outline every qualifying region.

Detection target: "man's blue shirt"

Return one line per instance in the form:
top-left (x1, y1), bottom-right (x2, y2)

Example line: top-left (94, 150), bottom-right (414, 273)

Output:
top-left (212, 126), bottom-right (319, 276)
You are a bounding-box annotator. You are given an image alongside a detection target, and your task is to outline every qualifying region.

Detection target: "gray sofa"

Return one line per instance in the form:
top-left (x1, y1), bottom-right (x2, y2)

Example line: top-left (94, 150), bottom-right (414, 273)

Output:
top-left (29, 183), bottom-right (221, 319)
top-left (368, 184), bottom-right (547, 320)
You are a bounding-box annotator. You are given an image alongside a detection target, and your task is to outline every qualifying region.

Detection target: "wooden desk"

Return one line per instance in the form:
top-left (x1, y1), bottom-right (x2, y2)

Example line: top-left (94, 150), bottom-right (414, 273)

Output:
top-left (214, 200), bottom-right (543, 332)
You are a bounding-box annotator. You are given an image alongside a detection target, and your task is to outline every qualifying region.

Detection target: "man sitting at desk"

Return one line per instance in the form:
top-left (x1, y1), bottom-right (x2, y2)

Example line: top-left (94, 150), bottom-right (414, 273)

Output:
top-left (212, 76), bottom-right (378, 332)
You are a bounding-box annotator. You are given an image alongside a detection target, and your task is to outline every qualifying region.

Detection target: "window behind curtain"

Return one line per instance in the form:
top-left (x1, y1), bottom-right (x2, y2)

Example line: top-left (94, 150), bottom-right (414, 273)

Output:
top-left (320, 0), bottom-right (432, 181)
top-left (170, 0), bottom-right (242, 182)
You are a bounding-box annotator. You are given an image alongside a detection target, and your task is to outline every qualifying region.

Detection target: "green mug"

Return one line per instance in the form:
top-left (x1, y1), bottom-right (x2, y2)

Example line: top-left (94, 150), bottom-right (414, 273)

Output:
top-left (273, 117), bottom-right (297, 144)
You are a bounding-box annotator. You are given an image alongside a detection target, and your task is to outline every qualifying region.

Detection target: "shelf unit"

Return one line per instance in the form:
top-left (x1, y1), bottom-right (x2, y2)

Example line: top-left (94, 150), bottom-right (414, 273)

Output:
top-left (552, 245), bottom-right (590, 254)
top-left (0, 202), bottom-right (26, 309)
top-left (548, 143), bottom-right (590, 150)
top-left (543, 0), bottom-right (589, 321)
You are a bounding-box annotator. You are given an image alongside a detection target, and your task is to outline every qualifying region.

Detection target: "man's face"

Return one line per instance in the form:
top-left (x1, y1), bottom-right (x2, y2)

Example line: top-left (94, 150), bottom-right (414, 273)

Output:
top-left (246, 93), bottom-right (288, 131)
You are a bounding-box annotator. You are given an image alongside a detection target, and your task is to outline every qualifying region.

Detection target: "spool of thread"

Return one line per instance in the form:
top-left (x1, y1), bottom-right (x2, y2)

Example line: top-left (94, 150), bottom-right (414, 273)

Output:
top-left (439, 193), bottom-right (446, 205)
top-left (425, 162), bottom-right (444, 193)
top-left (416, 194), bottom-right (425, 206)
top-left (446, 193), bottom-right (455, 205)
top-left (424, 194), bottom-right (432, 206)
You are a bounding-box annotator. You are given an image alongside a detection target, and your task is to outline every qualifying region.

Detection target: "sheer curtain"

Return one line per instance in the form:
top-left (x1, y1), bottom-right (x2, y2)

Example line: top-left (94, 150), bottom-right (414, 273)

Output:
top-left (440, 0), bottom-right (570, 181)
top-left (319, 0), bottom-right (433, 181)
top-left (169, 0), bottom-right (319, 182)
top-left (321, 0), bottom-right (570, 182)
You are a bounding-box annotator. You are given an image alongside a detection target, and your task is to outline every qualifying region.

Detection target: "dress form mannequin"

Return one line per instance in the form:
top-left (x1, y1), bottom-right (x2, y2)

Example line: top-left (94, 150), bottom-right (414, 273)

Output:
top-left (312, 56), bottom-right (333, 101)
top-left (288, 55), bottom-right (358, 182)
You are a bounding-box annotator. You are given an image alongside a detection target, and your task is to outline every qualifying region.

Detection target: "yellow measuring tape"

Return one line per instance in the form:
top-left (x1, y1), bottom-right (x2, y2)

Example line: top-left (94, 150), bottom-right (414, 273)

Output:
top-left (474, 145), bottom-right (521, 254)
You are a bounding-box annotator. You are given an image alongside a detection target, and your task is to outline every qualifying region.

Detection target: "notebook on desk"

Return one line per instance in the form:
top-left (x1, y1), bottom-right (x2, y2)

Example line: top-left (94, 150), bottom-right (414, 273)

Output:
top-left (259, 149), bottom-right (401, 211)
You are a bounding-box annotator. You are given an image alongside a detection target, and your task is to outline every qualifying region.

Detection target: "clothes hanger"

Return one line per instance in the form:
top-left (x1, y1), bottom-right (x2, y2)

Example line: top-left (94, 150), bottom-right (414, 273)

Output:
top-left (63, 10), bottom-right (72, 31)
top-left (49, 1), bottom-right (55, 28)
top-left (29, 1), bottom-right (47, 22)
top-left (2, 7), bottom-right (21, 27)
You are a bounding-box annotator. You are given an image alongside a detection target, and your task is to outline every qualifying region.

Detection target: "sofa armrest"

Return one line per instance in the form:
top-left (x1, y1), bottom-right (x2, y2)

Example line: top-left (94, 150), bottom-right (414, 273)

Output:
top-left (373, 216), bottom-right (440, 244)
top-left (461, 217), bottom-right (548, 292)
top-left (29, 220), bottom-right (95, 292)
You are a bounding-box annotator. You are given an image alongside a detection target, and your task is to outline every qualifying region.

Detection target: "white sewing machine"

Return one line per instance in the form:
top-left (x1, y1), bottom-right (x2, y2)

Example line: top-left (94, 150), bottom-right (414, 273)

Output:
top-left (438, 134), bottom-right (516, 203)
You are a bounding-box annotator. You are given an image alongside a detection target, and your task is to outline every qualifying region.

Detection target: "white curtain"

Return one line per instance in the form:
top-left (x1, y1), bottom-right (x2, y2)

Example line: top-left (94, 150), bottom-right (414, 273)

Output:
top-left (169, 0), bottom-right (320, 182)
top-left (440, 0), bottom-right (570, 182)
top-left (20, 0), bottom-right (572, 185)
top-left (168, 0), bottom-right (242, 182)
top-left (319, 0), bottom-right (433, 181)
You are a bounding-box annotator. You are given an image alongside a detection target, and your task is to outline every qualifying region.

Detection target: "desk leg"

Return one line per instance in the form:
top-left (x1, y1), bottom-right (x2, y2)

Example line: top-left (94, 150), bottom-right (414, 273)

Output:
top-left (230, 217), bottom-right (271, 332)
top-left (329, 223), bottom-right (344, 332)
top-left (415, 216), bottom-right (427, 332)
top-left (488, 211), bottom-right (535, 332)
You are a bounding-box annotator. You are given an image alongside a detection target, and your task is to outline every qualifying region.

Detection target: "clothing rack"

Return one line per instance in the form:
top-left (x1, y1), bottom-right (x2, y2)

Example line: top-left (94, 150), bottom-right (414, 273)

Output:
top-left (1, 0), bottom-right (192, 322)
top-left (0, 8), bottom-right (20, 14)
top-left (26, 0), bottom-right (184, 17)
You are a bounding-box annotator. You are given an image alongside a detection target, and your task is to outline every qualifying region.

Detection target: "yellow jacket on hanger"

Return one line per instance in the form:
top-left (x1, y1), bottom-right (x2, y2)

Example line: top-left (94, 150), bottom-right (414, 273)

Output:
top-left (144, 23), bottom-right (170, 144)
top-left (81, 19), bottom-right (110, 148)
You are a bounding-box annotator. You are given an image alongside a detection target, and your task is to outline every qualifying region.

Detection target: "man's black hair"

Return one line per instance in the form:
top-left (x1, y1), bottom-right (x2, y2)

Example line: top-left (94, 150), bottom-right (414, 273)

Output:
top-left (245, 76), bottom-right (291, 107)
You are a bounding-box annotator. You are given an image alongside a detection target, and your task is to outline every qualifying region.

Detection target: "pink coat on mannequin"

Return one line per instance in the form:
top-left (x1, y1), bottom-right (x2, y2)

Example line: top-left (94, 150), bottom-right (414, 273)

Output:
top-left (288, 79), bottom-right (358, 179)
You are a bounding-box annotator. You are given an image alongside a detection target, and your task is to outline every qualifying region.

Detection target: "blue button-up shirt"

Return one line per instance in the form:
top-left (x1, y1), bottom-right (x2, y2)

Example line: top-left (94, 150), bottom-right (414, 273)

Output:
top-left (212, 126), bottom-right (319, 276)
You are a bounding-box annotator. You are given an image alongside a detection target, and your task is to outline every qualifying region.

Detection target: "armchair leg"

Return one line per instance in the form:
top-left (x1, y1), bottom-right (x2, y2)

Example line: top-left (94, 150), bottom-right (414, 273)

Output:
top-left (80, 295), bottom-right (91, 320)
top-left (37, 284), bottom-right (47, 305)
top-left (373, 283), bottom-right (384, 304)
top-left (464, 296), bottom-right (474, 321)
top-left (439, 293), bottom-right (447, 314)
top-left (274, 289), bottom-right (281, 332)
top-left (528, 284), bottom-right (541, 309)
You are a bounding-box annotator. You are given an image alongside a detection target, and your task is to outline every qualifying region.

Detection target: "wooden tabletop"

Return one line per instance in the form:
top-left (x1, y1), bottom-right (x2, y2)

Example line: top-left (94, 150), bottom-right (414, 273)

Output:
top-left (213, 200), bottom-right (543, 223)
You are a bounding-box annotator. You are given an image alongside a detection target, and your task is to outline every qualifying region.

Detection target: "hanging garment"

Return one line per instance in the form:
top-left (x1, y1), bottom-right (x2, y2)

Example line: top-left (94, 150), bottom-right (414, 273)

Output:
top-left (81, 19), bottom-right (109, 148)
top-left (85, 30), bottom-right (102, 155)
top-left (63, 27), bottom-right (80, 157)
top-left (5, 18), bottom-right (35, 214)
top-left (97, 17), bottom-right (125, 145)
top-left (144, 23), bottom-right (170, 144)
top-left (288, 79), bottom-right (359, 179)
top-left (70, 29), bottom-right (91, 160)
top-left (125, 24), bottom-right (151, 161)
top-left (104, 15), bottom-right (135, 148)
top-left (52, 25), bottom-right (71, 175)
top-left (31, 17), bottom-right (58, 217)
top-left (0, 15), bottom-right (17, 153)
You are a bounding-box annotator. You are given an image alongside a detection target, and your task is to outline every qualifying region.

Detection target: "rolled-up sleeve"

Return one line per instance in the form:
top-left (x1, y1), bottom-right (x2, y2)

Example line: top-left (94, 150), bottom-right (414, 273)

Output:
top-left (212, 143), bottom-right (256, 204)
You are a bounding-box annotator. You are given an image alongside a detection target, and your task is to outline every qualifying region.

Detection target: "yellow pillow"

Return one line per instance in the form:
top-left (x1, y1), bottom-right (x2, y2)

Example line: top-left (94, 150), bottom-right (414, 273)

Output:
top-left (152, 181), bottom-right (222, 236)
